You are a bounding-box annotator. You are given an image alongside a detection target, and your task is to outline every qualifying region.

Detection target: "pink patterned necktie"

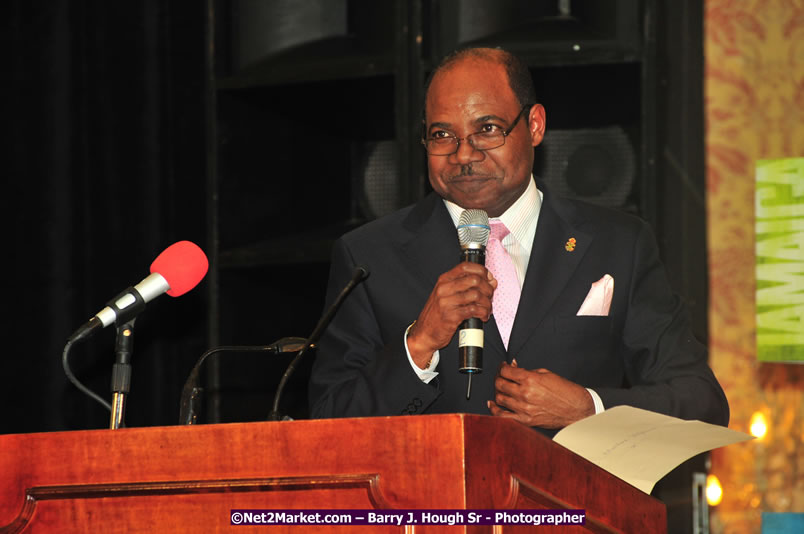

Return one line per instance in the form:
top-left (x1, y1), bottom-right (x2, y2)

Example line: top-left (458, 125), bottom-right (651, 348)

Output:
top-left (486, 220), bottom-right (521, 350)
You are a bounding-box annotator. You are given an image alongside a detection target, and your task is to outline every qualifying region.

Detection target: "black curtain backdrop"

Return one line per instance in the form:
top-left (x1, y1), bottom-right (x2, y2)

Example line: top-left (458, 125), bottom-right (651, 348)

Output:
top-left (4, 2), bottom-right (208, 433)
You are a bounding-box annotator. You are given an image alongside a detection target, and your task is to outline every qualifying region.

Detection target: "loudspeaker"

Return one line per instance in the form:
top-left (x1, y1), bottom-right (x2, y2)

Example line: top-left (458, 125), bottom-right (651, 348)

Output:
top-left (230, 0), bottom-right (397, 73)
top-left (350, 140), bottom-right (403, 220)
top-left (429, 0), bottom-right (642, 63)
top-left (536, 125), bottom-right (638, 212)
top-left (231, 0), bottom-right (348, 71)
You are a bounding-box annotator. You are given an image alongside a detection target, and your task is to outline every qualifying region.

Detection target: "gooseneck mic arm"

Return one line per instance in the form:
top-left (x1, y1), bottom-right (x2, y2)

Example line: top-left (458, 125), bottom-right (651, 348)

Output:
top-left (268, 266), bottom-right (368, 421)
top-left (178, 337), bottom-right (307, 425)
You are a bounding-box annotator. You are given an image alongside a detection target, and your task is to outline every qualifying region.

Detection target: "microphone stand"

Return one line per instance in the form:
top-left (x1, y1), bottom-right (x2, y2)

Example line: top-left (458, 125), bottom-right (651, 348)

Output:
top-left (110, 319), bottom-right (136, 429)
top-left (64, 285), bottom-right (150, 416)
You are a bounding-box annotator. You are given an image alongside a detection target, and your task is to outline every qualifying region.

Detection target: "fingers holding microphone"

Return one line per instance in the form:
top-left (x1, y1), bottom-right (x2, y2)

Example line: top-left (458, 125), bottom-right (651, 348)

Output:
top-left (407, 263), bottom-right (497, 368)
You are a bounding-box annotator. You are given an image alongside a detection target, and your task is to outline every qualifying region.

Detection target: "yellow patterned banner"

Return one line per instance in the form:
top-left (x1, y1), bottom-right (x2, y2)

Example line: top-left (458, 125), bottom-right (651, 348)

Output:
top-left (755, 158), bottom-right (804, 362)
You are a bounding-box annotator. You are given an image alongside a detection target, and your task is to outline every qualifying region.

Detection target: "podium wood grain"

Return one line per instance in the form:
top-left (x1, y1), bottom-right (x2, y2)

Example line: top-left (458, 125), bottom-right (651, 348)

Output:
top-left (0, 414), bottom-right (665, 533)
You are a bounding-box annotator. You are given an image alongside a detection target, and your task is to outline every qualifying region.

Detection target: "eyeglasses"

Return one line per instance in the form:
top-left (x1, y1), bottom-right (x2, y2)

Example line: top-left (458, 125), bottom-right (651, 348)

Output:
top-left (421, 105), bottom-right (530, 156)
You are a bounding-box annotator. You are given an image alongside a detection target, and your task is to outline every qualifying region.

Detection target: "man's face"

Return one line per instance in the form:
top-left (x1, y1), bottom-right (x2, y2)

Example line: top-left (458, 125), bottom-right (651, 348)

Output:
top-left (424, 58), bottom-right (545, 217)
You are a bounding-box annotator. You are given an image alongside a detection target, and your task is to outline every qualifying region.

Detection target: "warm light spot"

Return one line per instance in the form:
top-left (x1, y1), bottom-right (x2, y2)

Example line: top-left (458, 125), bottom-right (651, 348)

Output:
top-left (706, 474), bottom-right (723, 506)
top-left (750, 412), bottom-right (768, 439)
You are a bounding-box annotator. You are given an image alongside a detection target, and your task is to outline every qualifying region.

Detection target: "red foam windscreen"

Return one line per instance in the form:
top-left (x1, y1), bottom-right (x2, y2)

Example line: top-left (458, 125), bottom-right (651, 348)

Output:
top-left (150, 241), bottom-right (209, 297)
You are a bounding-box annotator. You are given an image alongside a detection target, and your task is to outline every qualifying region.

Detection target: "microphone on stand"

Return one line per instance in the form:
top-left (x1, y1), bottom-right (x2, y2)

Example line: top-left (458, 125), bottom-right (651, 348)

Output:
top-left (68, 241), bottom-right (209, 343)
top-left (268, 266), bottom-right (368, 421)
top-left (63, 240), bottom-right (208, 416)
top-left (456, 209), bottom-right (490, 400)
top-left (178, 337), bottom-right (308, 425)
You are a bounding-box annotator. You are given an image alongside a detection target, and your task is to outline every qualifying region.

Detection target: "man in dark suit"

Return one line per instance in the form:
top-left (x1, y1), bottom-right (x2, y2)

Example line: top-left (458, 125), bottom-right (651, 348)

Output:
top-left (308, 47), bottom-right (729, 434)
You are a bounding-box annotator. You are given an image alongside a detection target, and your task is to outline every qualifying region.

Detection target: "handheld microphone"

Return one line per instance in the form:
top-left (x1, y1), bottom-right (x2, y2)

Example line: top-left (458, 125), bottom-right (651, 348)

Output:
top-left (68, 241), bottom-right (209, 343)
top-left (456, 209), bottom-right (490, 399)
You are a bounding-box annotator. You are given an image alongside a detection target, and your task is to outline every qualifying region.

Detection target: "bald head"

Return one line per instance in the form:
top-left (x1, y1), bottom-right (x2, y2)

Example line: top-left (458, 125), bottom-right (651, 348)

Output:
top-left (424, 47), bottom-right (538, 111)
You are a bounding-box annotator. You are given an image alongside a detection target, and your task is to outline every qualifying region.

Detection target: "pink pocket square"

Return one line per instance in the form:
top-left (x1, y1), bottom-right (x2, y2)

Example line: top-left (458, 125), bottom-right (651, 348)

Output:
top-left (576, 274), bottom-right (614, 316)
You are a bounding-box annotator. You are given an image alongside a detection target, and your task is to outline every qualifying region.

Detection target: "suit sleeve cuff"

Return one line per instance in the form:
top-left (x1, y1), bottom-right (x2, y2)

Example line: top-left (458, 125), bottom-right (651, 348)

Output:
top-left (586, 388), bottom-right (605, 414)
top-left (405, 322), bottom-right (439, 384)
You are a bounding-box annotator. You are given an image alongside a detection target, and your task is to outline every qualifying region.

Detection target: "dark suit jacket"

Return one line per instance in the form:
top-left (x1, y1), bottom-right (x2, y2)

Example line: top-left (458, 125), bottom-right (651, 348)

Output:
top-left (308, 187), bottom-right (729, 433)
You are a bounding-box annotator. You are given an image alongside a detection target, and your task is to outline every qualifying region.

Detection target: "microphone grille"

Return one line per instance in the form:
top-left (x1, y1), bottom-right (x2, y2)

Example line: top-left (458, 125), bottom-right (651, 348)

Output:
top-left (457, 209), bottom-right (490, 247)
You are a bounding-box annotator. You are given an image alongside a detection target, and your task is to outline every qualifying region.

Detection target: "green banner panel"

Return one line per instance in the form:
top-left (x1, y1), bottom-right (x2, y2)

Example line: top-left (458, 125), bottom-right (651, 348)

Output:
top-left (755, 158), bottom-right (804, 362)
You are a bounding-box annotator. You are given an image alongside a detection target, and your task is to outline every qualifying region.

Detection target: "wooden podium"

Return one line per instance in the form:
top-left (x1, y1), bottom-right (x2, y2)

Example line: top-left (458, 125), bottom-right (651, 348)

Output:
top-left (0, 414), bottom-right (665, 533)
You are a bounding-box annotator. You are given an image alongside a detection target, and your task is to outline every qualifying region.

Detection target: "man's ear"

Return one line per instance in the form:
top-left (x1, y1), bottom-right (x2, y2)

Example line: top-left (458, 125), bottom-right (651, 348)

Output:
top-left (528, 104), bottom-right (546, 147)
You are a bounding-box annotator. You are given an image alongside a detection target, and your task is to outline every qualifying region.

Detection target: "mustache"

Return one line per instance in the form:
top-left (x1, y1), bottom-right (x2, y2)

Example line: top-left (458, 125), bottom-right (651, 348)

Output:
top-left (448, 165), bottom-right (496, 181)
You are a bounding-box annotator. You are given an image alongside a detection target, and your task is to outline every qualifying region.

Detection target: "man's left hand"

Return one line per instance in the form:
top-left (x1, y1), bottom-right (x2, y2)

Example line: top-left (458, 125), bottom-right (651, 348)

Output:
top-left (488, 361), bottom-right (595, 428)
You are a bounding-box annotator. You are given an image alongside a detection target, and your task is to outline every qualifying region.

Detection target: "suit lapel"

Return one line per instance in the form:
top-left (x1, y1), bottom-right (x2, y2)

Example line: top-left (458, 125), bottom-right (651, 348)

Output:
top-left (399, 193), bottom-right (461, 291)
top-left (508, 191), bottom-right (593, 355)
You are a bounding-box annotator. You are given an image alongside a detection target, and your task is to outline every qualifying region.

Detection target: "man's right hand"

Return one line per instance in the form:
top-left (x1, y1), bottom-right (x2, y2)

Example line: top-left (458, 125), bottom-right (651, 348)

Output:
top-left (407, 262), bottom-right (497, 368)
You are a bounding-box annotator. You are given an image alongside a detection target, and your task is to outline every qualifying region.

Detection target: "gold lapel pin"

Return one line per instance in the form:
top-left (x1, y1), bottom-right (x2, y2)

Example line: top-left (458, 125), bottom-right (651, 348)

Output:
top-left (565, 237), bottom-right (577, 252)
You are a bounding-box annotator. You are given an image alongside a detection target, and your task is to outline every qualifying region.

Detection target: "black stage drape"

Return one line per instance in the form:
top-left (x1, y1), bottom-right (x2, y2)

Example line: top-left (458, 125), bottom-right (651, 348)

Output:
top-left (4, 2), bottom-right (208, 433)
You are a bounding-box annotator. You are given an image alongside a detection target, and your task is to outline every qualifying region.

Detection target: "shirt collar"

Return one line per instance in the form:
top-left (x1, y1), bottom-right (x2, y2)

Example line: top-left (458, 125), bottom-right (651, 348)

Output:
top-left (443, 175), bottom-right (542, 253)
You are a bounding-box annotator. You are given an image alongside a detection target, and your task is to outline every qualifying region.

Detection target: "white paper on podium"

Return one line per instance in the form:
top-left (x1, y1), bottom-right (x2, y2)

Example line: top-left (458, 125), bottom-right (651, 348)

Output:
top-left (553, 406), bottom-right (753, 494)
